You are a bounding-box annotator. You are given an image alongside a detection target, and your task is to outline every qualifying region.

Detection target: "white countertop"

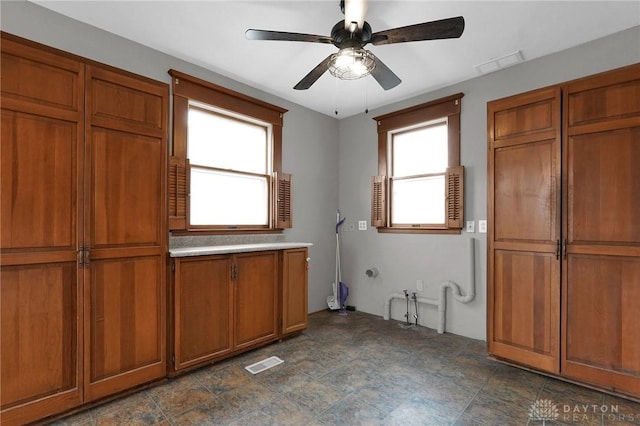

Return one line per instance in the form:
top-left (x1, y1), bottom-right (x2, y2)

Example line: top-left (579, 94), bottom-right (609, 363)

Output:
top-left (169, 242), bottom-right (313, 257)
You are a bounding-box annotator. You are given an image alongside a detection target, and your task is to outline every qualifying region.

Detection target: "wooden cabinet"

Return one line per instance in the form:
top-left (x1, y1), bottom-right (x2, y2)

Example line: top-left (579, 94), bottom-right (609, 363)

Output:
top-left (0, 34), bottom-right (168, 424)
top-left (83, 65), bottom-right (167, 402)
top-left (282, 248), bottom-right (309, 335)
top-left (234, 252), bottom-right (279, 349)
top-left (173, 255), bottom-right (233, 370)
top-left (1, 36), bottom-right (85, 426)
top-left (171, 251), bottom-right (281, 372)
top-left (561, 65), bottom-right (640, 396)
top-left (487, 87), bottom-right (562, 374)
top-left (488, 64), bottom-right (640, 399)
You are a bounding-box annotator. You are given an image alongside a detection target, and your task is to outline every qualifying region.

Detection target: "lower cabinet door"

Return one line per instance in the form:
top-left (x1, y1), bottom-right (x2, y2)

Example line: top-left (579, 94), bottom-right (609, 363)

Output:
top-left (282, 248), bottom-right (309, 335)
top-left (234, 251), bottom-right (278, 350)
top-left (0, 262), bottom-right (83, 426)
top-left (173, 255), bottom-right (233, 370)
top-left (84, 256), bottom-right (166, 401)
top-left (562, 255), bottom-right (640, 398)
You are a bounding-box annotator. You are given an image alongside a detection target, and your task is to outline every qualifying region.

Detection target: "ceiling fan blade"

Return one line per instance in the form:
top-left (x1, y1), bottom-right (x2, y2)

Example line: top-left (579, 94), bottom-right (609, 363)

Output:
top-left (245, 29), bottom-right (333, 44)
top-left (369, 52), bottom-right (401, 90)
top-left (344, 0), bottom-right (369, 31)
top-left (371, 16), bottom-right (465, 46)
top-left (293, 55), bottom-right (333, 90)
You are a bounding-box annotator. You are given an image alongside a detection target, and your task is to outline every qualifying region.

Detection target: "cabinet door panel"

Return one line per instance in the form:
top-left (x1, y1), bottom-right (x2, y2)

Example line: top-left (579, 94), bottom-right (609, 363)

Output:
top-left (1, 39), bottom-right (81, 112)
top-left (89, 128), bottom-right (163, 248)
top-left (494, 140), bottom-right (557, 243)
top-left (88, 66), bottom-right (165, 134)
top-left (234, 252), bottom-right (278, 349)
top-left (282, 249), bottom-right (308, 335)
top-left (568, 128), bottom-right (640, 244)
top-left (488, 87), bottom-right (561, 373)
top-left (85, 257), bottom-right (164, 400)
top-left (1, 111), bottom-right (79, 251)
top-left (491, 250), bottom-right (559, 372)
top-left (0, 35), bottom-right (85, 426)
top-left (563, 255), bottom-right (640, 394)
top-left (562, 65), bottom-right (640, 398)
top-left (175, 257), bottom-right (233, 369)
top-left (84, 65), bottom-right (167, 401)
top-left (0, 263), bottom-right (82, 424)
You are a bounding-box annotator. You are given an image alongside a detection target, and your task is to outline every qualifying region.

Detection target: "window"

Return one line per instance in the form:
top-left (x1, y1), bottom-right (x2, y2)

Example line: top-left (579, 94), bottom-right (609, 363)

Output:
top-left (168, 70), bottom-right (290, 232)
top-left (372, 93), bottom-right (464, 233)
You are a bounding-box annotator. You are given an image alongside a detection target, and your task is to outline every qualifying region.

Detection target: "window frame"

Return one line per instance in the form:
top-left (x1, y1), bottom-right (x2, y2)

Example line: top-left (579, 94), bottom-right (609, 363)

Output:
top-left (372, 93), bottom-right (464, 234)
top-left (168, 69), bottom-right (289, 234)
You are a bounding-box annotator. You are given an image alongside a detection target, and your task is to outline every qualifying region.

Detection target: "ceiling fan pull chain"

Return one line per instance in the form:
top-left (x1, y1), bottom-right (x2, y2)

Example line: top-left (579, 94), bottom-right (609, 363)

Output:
top-left (365, 78), bottom-right (369, 114)
top-left (334, 76), bottom-right (339, 116)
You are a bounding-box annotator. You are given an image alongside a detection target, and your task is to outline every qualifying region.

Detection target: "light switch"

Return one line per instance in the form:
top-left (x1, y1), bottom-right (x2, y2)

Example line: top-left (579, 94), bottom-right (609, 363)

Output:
top-left (478, 220), bottom-right (487, 233)
top-left (358, 220), bottom-right (368, 231)
top-left (466, 221), bottom-right (475, 233)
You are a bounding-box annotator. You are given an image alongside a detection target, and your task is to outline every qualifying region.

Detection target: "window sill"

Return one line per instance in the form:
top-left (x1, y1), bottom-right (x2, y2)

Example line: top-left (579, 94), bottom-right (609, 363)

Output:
top-left (171, 228), bottom-right (284, 236)
top-left (376, 227), bottom-right (461, 235)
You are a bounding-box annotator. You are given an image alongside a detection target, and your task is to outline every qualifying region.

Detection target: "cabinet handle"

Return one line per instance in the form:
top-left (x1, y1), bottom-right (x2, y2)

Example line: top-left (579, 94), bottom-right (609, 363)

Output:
top-left (555, 240), bottom-right (560, 260)
top-left (231, 263), bottom-right (238, 280)
top-left (85, 249), bottom-right (91, 266)
top-left (78, 246), bottom-right (84, 267)
top-left (562, 239), bottom-right (567, 260)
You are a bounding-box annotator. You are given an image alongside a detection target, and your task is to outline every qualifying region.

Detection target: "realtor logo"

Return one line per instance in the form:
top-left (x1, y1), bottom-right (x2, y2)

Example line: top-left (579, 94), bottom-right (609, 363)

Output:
top-left (529, 399), bottom-right (560, 424)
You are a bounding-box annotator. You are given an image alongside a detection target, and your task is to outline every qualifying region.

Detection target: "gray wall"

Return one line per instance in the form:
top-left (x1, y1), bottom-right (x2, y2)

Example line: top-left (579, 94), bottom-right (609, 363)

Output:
top-left (3, 1), bottom-right (638, 339)
top-left (337, 25), bottom-right (640, 340)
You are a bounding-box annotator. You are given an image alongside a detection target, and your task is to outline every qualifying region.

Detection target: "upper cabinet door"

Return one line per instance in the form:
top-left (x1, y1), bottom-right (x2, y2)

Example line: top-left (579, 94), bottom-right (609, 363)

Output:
top-left (562, 64), bottom-right (640, 398)
top-left (1, 38), bottom-right (84, 256)
top-left (487, 87), bottom-right (562, 373)
top-left (0, 37), bottom-right (84, 426)
top-left (83, 65), bottom-right (168, 402)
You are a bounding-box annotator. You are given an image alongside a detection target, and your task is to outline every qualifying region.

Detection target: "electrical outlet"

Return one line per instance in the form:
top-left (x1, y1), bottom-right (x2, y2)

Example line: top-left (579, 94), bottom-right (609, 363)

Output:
top-left (478, 220), bottom-right (487, 233)
top-left (466, 220), bottom-right (475, 233)
top-left (416, 279), bottom-right (424, 292)
top-left (358, 220), bottom-right (367, 231)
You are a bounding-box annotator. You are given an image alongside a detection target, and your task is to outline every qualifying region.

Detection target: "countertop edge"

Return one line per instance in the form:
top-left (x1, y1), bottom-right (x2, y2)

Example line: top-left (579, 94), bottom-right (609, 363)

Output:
top-left (169, 242), bottom-right (313, 257)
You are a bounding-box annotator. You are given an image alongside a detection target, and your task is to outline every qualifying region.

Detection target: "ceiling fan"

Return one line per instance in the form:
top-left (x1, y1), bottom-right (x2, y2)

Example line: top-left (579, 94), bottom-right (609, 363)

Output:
top-left (245, 0), bottom-right (465, 91)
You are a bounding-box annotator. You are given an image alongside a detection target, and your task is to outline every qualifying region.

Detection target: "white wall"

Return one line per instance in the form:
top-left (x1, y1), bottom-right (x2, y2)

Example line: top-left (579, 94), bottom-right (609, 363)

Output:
top-left (0, 0), bottom-right (340, 314)
top-left (3, 0), bottom-right (638, 339)
top-left (337, 25), bottom-right (640, 340)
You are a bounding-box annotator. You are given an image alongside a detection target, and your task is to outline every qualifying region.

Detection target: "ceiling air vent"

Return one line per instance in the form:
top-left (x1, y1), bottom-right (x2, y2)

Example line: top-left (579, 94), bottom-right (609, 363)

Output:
top-left (474, 50), bottom-right (524, 75)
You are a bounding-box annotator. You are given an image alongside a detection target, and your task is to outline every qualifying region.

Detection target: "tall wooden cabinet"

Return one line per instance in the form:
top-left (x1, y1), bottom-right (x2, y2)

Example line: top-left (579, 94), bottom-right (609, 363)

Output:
top-left (84, 65), bottom-right (167, 401)
top-left (561, 65), bottom-right (640, 396)
top-left (1, 36), bottom-right (85, 426)
top-left (488, 63), bottom-right (640, 399)
top-left (1, 34), bottom-right (168, 425)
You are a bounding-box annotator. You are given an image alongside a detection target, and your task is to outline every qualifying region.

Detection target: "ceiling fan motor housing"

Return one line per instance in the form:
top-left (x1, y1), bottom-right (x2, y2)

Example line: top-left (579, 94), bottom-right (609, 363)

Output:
top-left (331, 21), bottom-right (372, 49)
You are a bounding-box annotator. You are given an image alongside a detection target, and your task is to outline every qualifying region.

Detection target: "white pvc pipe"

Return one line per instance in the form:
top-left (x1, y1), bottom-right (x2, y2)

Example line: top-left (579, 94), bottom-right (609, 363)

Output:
top-left (438, 238), bottom-right (476, 333)
top-left (383, 238), bottom-right (476, 334)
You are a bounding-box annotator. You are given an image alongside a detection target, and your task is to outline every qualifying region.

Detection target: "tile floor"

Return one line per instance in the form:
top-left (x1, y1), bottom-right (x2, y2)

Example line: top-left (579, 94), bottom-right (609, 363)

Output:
top-left (51, 311), bottom-right (640, 425)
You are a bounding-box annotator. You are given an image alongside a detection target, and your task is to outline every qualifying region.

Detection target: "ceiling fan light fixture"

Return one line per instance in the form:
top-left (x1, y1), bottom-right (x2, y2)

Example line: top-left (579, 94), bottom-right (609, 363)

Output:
top-left (328, 47), bottom-right (375, 80)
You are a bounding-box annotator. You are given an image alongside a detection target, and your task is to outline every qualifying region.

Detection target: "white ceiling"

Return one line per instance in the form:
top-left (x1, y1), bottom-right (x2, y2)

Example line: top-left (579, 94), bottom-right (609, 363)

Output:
top-left (32, 1), bottom-right (639, 118)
